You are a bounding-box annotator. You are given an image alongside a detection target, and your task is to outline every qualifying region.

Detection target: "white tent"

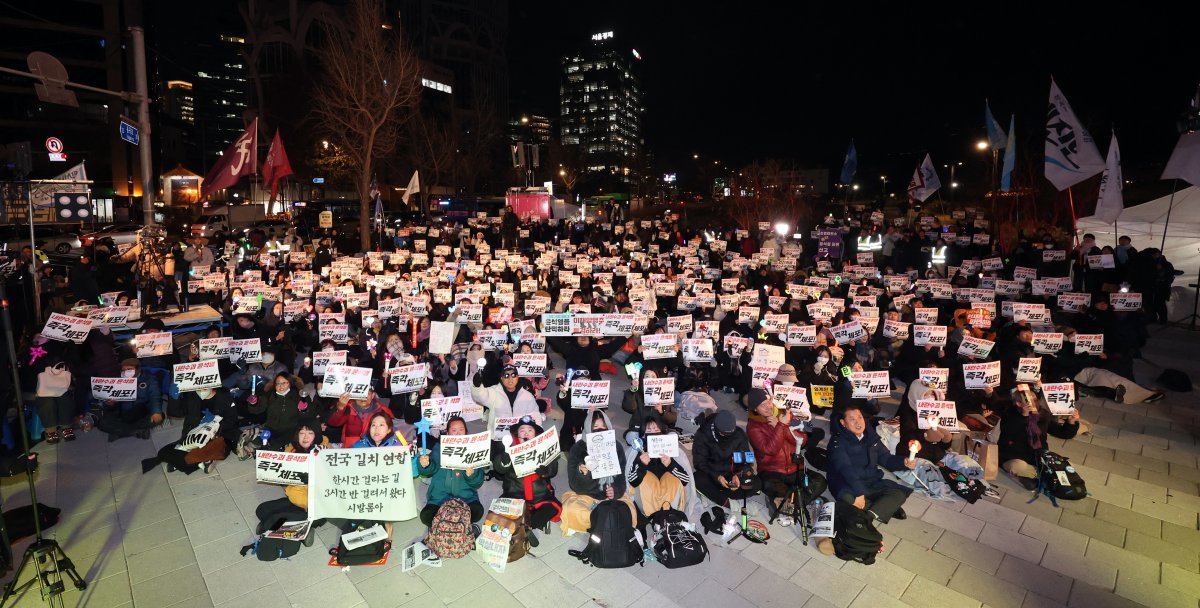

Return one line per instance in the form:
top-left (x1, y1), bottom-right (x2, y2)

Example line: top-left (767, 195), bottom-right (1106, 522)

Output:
top-left (1077, 186), bottom-right (1200, 318)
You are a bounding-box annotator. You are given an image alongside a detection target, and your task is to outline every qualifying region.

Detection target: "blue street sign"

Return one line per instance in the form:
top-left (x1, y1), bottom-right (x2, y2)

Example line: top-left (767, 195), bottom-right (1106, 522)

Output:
top-left (120, 120), bottom-right (139, 145)
top-left (312, 177), bottom-right (325, 184)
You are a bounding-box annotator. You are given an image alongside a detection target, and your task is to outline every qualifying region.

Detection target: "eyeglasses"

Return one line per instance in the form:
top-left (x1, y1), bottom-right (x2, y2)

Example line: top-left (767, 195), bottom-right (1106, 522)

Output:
top-left (501, 372), bottom-right (518, 379)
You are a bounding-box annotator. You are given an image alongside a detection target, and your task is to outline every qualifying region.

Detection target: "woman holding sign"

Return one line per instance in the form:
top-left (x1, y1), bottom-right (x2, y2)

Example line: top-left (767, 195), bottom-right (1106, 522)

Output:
top-left (624, 414), bottom-right (697, 522)
top-left (561, 410), bottom-right (634, 536)
top-left (491, 417), bottom-right (561, 540)
top-left (254, 420), bottom-right (329, 533)
top-left (417, 416), bottom-right (486, 527)
top-left (327, 389), bottom-right (394, 448)
top-left (998, 386), bottom-right (1080, 490)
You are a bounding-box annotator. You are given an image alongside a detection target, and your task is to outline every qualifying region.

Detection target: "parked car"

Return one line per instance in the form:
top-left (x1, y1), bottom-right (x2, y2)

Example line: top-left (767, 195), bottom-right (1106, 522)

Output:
top-left (80, 223), bottom-right (142, 248)
top-left (238, 219), bottom-right (291, 239)
top-left (0, 225), bottom-right (82, 254)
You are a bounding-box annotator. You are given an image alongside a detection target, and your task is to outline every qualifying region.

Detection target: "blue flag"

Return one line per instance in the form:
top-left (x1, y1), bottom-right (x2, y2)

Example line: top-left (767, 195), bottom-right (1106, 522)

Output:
top-left (839, 140), bottom-right (857, 185)
top-left (1000, 115), bottom-right (1017, 192)
top-left (986, 99), bottom-right (1007, 150)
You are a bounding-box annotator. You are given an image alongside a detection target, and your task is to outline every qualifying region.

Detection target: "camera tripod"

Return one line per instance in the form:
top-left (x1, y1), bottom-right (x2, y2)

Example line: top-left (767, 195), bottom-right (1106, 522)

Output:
top-left (0, 282), bottom-right (85, 607)
top-left (767, 452), bottom-right (818, 545)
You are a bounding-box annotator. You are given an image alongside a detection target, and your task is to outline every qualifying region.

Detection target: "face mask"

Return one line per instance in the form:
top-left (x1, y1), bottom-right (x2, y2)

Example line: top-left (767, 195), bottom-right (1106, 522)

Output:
top-left (262, 354), bottom-right (276, 365)
top-left (816, 356), bottom-right (829, 365)
top-left (197, 389), bottom-right (214, 400)
top-left (122, 369), bottom-right (136, 378)
top-left (276, 388), bottom-right (290, 396)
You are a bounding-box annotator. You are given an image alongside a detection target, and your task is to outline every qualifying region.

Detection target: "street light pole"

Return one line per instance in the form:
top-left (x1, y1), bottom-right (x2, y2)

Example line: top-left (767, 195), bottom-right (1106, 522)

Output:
top-left (130, 26), bottom-right (155, 226)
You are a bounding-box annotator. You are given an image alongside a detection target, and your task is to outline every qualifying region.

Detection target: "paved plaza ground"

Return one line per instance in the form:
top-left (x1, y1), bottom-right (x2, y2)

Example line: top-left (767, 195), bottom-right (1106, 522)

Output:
top-left (3, 327), bottom-right (1200, 607)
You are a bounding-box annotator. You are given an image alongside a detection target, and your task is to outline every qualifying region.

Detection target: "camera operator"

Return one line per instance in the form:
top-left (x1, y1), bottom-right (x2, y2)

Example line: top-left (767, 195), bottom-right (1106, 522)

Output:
top-left (746, 388), bottom-right (827, 522)
top-left (110, 226), bottom-right (178, 313)
top-left (692, 409), bottom-right (760, 508)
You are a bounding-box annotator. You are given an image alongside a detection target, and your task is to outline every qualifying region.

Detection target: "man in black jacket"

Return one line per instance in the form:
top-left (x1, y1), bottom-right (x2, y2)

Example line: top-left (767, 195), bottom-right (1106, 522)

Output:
top-left (692, 410), bottom-right (760, 507)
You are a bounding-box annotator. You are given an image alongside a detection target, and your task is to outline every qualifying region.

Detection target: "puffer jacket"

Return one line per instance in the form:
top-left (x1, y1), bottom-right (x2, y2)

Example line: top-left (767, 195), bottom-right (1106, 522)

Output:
top-left (418, 447), bottom-right (485, 507)
top-left (827, 420), bottom-right (908, 501)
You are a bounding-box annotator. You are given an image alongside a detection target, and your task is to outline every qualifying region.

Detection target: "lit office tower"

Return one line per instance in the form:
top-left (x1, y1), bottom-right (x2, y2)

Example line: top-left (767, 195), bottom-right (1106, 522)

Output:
top-left (560, 31), bottom-right (644, 182)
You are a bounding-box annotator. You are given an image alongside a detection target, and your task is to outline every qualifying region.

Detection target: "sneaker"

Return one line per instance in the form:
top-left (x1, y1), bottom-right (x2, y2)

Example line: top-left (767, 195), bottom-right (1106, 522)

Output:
top-left (200, 461), bottom-right (217, 474)
top-left (1143, 391), bottom-right (1166, 403)
top-left (1114, 384), bottom-right (1126, 404)
top-left (1018, 476), bottom-right (1039, 491)
top-left (817, 537), bottom-right (836, 556)
top-left (778, 517), bottom-right (792, 527)
top-left (62, 428), bottom-right (76, 441)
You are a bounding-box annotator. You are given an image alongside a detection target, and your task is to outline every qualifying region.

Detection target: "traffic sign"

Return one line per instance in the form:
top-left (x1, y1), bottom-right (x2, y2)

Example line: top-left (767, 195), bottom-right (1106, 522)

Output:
top-left (45, 137), bottom-right (63, 153)
top-left (120, 119), bottom-right (139, 146)
top-left (48, 153), bottom-right (67, 162)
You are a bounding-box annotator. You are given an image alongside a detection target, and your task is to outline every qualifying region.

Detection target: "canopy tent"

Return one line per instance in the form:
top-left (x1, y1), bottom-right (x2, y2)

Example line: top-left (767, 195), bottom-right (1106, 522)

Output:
top-left (1077, 185), bottom-right (1200, 318)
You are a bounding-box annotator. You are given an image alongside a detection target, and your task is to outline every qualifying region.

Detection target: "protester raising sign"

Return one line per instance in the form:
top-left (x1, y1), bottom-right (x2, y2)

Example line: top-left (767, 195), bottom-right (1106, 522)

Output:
top-left (91, 377), bottom-right (137, 401)
top-left (913, 325), bottom-right (947, 347)
top-left (320, 364), bottom-right (373, 399)
top-left (135, 332), bottom-right (173, 358)
top-left (312, 350), bottom-right (347, 376)
top-left (507, 426), bottom-right (560, 477)
top-left (850, 371), bottom-right (891, 399)
top-left (956, 336), bottom-right (995, 359)
top-left (512, 353), bottom-right (547, 377)
top-left (881, 320), bottom-right (911, 340)
top-left (916, 400), bottom-right (958, 431)
top-left (1074, 333), bottom-right (1104, 355)
top-left (199, 337), bottom-right (232, 360)
top-left (1041, 383), bottom-right (1076, 415)
top-left (255, 451), bottom-right (311, 486)
top-left (643, 377), bottom-right (675, 407)
top-left (919, 367), bottom-right (949, 392)
top-left (570, 380), bottom-right (611, 408)
top-left (585, 430), bottom-right (622, 479)
top-left (388, 363), bottom-right (428, 394)
top-left (1031, 332), bottom-right (1063, 354)
top-left (646, 434), bottom-right (679, 458)
top-left (41, 313), bottom-right (95, 343)
top-left (439, 432), bottom-right (491, 470)
top-left (681, 338), bottom-right (714, 362)
top-left (307, 447), bottom-right (417, 521)
top-left (228, 338), bottom-right (263, 364)
top-left (771, 384), bottom-right (810, 418)
top-left (641, 333), bottom-right (677, 359)
top-left (914, 308), bottom-right (938, 325)
top-left (173, 359), bottom-right (222, 392)
top-left (1016, 357), bottom-right (1042, 383)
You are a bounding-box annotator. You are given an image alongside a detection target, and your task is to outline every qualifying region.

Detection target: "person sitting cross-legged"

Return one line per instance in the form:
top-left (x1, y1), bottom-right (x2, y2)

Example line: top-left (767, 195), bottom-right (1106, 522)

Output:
top-left (826, 403), bottom-right (915, 525)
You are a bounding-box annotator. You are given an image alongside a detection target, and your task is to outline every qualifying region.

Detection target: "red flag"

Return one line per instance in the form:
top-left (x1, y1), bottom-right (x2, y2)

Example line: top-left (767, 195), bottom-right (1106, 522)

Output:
top-left (262, 130), bottom-right (294, 202)
top-left (202, 118), bottom-right (258, 198)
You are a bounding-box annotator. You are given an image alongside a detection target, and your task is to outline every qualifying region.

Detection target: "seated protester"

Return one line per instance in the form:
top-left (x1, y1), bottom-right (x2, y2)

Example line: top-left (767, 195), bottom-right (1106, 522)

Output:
top-left (247, 372), bottom-right (307, 450)
top-left (621, 366), bottom-right (678, 444)
top-left (624, 414), bottom-right (698, 522)
top-left (561, 410), bottom-right (636, 536)
top-left (714, 330), bottom-right (753, 394)
top-left (491, 417), bottom-right (561, 540)
top-left (141, 386), bottom-right (238, 475)
top-left (799, 345), bottom-right (841, 415)
top-left (229, 346), bottom-right (289, 422)
top-left (417, 416), bottom-right (486, 526)
top-left (472, 363), bottom-right (542, 442)
top-left (254, 420), bottom-right (330, 533)
top-left (746, 388), bottom-right (825, 521)
top-left (96, 359), bottom-right (163, 441)
top-left (827, 403), bottom-right (916, 523)
top-left (692, 410), bottom-right (761, 508)
top-left (896, 380), bottom-right (953, 463)
top-left (999, 385), bottom-right (1081, 490)
top-left (326, 388), bottom-right (395, 447)
top-left (353, 411), bottom-right (405, 539)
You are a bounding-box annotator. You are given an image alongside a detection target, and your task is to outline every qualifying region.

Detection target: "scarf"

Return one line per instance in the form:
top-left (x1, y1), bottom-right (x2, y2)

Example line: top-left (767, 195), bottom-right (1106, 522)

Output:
top-left (1025, 411), bottom-right (1043, 451)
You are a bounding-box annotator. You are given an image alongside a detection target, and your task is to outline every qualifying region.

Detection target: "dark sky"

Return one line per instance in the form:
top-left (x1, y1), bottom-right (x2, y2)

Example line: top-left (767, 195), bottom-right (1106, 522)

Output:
top-left (509, 2), bottom-right (1200, 192)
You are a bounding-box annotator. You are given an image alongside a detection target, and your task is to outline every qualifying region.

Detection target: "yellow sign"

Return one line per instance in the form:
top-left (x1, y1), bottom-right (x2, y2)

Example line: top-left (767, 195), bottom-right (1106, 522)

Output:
top-left (810, 385), bottom-right (834, 409)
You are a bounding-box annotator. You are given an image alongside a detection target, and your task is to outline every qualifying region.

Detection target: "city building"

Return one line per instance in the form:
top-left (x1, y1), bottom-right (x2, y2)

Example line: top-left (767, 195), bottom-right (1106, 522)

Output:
top-left (560, 31), bottom-right (644, 183)
top-left (193, 33), bottom-right (250, 173)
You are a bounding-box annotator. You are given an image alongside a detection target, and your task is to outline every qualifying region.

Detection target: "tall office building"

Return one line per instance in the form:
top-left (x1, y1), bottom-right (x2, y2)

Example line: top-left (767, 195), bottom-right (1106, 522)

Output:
top-left (193, 33), bottom-right (250, 173)
top-left (560, 31), bottom-right (644, 182)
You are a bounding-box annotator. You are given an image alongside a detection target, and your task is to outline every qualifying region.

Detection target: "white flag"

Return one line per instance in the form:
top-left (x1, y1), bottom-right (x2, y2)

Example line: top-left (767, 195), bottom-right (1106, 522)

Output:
top-left (906, 153), bottom-right (941, 203)
top-left (1093, 132), bottom-right (1123, 224)
top-left (1161, 131), bottom-right (1200, 187)
top-left (1045, 78), bottom-right (1104, 190)
top-left (401, 170), bottom-right (420, 205)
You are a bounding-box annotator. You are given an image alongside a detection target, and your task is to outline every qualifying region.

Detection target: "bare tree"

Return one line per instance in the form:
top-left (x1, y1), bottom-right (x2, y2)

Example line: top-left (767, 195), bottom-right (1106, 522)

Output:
top-left (408, 117), bottom-right (458, 210)
top-left (547, 141), bottom-right (582, 203)
top-left (310, 0), bottom-right (421, 248)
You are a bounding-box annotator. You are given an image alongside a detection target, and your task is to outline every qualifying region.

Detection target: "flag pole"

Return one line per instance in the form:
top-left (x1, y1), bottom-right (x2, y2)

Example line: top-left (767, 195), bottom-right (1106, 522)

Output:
top-left (1161, 178), bottom-right (1180, 250)
top-left (1067, 187), bottom-right (1079, 249)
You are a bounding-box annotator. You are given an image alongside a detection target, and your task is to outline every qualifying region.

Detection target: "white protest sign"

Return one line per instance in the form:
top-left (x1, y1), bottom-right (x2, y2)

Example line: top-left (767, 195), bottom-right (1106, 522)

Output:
top-left (87, 306), bottom-right (131, 327)
top-left (1031, 332), bottom-right (1063, 354)
top-left (571, 313), bottom-right (605, 337)
top-left (643, 377), bottom-right (676, 407)
top-left (319, 324), bottom-right (349, 344)
top-left (601, 314), bottom-right (637, 336)
top-left (342, 525), bottom-right (390, 551)
top-left (584, 430), bottom-right (622, 479)
top-left (957, 336), bottom-right (995, 359)
top-left (1074, 333), bottom-right (1104, 356)
top-left (851, 371), bottom-right (891, 399)
top-left (771, 384), bottom-right (810, 418)
top-left (913, 325), bottom-right (947, 347)
top-left (1016, 357), bottom-right (1042, 383)
top-left (1057, 292), bottom-right (1092, 311)
top-left (646, 434), bottom-right (679, 458)
top-left (512, 354), bottom-right (547, 377)
top-left (882, 320), bottom-right (911, 340)
top-left (198, 337), bottom-right (232, 360)
top-left (320, 364), bottom-right (373, 399)
top-left (666, 314), bottom-right (693, 334)
top-left (641, 334), bottom-right (677, 360)
top-left (439, 432), bottom-right (492, 470)
top-left (916, 400), bottom-right (958, 431)
top-left (811, 502), bottom-right (836, 538)
top-left (571, 380), bottom-right (611, 408)
top-left (255, 451), bottom-right (311, 486)
top-left (1109, 293), bottom-right (1142, 311)
top-left (831, 321), bottom-right (868, 345)
top-left (388, 363), bottom-right (428, 394)
top-left (232, 296), bottom-right (261, 315)
top-left (429, 321), bottom-right (455, 355)
top-left (507, 426), bottom-right (560, 477)
top-left (420, 396), bottom-right (464, 430)
top-left (963, 360), bottom-right (1001, 389)
top-left (228, 338), bottom-right (263, 364)
top-left (914, 308), bottom-right (939, 325)
top-left (919, 367), bottom-right (949, 391)
top-left (681, 338), bottom-right (714, 363)
top-left (41, 313), bottom-right (94, 343)
top-left (172, 359), bottom-right (222, 392)
top-left (476, 329), bottom-right (509, 351)
top-left (308, 447), bottom-right (417, 521)
top-left (135, 332), bottom-right (173, 358)
top-left (541, 313), bottom-right (572, 336)
top-left (1042, 382), bottom-right (1076, 415)
top-left (737, 306), bottom-right (760, 325)
top-left (476, 522), bottom-right (511, 573)
top-left (91, 377), bottom-right (137, 401)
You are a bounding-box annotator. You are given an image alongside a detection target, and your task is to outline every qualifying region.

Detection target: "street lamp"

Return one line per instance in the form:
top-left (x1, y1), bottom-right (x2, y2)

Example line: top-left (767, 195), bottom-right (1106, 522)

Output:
top-left (880, 175), bottom-right (888, 196)
top-left (774, 222), bottom-right (790, 237)
top-left (976, 140), bottom-right (989, 151)
top-left (943, 162), bottom-right (963, 200)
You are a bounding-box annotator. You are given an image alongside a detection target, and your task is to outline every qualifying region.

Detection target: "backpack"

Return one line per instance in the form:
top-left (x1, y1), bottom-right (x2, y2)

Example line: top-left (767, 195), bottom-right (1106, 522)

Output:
top-left (832, 504), bottom-right (883, 565)
top-left (647, 506), bottom-right (708, 568)
top-left (332, 520), bottom-right (390, 565)
top-left (483, 510), bottom-right (530, 563)
top-left (1158, 368), bottom-right (1193, 392)
top-left (235, 425), bottom-right (264, 461)
top-left (568, 500), bottom-right (643, 568)
top-left (937, 464), bottom-right (987, 504)
top-left (1034, 451), bottom-right (1086, 504)
top-left (425, 499), bottom-right (475, 560)
top-left (241, 534), bottom-right (301, 562)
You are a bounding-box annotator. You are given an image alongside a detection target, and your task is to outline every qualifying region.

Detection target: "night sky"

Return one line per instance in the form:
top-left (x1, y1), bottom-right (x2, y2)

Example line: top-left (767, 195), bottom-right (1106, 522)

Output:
top-left (509, 2), bottom-right (1200, 194)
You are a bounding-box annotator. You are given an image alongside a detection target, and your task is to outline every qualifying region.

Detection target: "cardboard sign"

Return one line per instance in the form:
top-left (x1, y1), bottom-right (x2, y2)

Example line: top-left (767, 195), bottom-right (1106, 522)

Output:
top-left (641, 334), bottom-right (678, 360)
top-left (957, 336), bottom-right (995, 359)
top-left (312, 350), bottom-right (347, 376)
top-left (1074, 333), bottom-right (1104, 356)
top-left (308, 447), bottom-right (416, 521)
top-left (41, 313), bottom-right (95, 343)
top-left (1031, 332), bottom-right (1063, 354)
top-left (134, 332), bottom-right (173, 358)
top-left (506, 426), bottom-right (560, 478)
top-left (584, 430), bottom-right (622, 479)
top-left (512, 353), bottom-right (547, 377)
top-left (91, 377), bottom-right (137, 401)
top-left (255, 451), bottom-right (311, 486)
top-left (388, 363), bottom-right (428, 394)
top-left (646, 434), bottom-right (679, 458)
top-left (172, 359), bottom-right (222, 392)
top-left (787, 324), bottom-right (817, 346)
top-left (916, 400), bottom-right (958, 430)
top-left (1109, 293), bottom-right (1142, 311)
top-left (570, 380), bottom-right (611, 408)
top-left (1016, 357), bottom-right (1042, 383)
top-left (851, 371), bottom-right (891, 399)
top-left (320, 364), bottom-right (373, 399)
top-left (1042, 382), bottom-right (1076, 415)
top-left (919, 367), bottom-right (949, 391)
top-left (228, 338), bottom-right (263, 363)
top-left (439, 432), bottom-right (492, 470)
top-left (913, 325), bottom-right (947, 347)
top-left (643, 377), bottom-right (675, 407)
top-left (962, 360), bottom-right (1001, 389)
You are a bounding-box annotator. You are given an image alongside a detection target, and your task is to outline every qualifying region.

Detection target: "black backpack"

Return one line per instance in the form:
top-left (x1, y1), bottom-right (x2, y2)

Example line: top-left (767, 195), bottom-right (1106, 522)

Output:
top-left (568, 500), bottom-right (643, 568)
top-left (1158, 368), bottom-right (1193, 392)
top-left (240, 535), bottom-right (301, 562)
top-left (332, 520), bottom-right (390, 566)
top-left (938, 464), bottom-right (987, 504)
top-left (648, 506), bottom-right (708, 568)
top-left (1035, 451), bottom-right (1086, 504)
top-left (832, 504), bottom-right (883, 565)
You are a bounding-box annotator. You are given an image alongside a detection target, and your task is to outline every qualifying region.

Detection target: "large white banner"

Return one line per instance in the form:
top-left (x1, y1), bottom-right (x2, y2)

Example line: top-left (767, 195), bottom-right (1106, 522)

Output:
top-left (308, 447), bottom-right (417, 521)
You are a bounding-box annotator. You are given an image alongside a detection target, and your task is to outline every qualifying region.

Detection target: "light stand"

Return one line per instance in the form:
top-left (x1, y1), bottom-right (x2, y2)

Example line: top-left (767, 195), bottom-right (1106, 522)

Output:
top-left (1170, 271), bottom-right (1200, 332)
top-left (0, 282), bottom-right (85, 607)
